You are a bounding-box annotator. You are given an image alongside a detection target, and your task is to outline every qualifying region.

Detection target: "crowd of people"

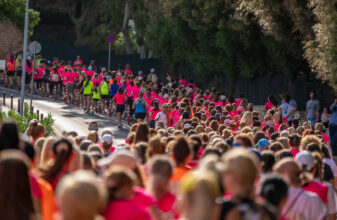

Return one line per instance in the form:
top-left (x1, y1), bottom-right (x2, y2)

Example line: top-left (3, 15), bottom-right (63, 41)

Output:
top-left (0, 54), bottom-right (337, 220)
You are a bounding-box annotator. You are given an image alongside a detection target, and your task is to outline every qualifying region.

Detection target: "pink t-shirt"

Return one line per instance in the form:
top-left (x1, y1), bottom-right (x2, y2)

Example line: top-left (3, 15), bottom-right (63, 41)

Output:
top-left (37, 67), bottom-right (44, 79)
top-left (290, 148), bottom-right (300, 158)
top-left (235, 98), bottom-right (242, 106)
top-left (131, 187), bottom-right (155, 208)
top-left (115, 93), bottom-right (125, 105)
top-left (133, 87), bottom-right (141, 100)
top-left (66, 72), bottom-right (76, 83)
top-left (61, 72), bottom-right (68, 85)
top-left (125, 85), bottom-right (134, 97)
top-left (103, 200), bottom-right (152, 220)
top-left (179, 79), bottom-right (187, 86)
top-left (156, 192), bottom-right (176, 212)
top-left (149, 109), bottom-right (160, 120)
top-left (92, 78), bottom-right (100, 87)
top-left (321, 133), bottom-right (329, 144)
top-left (26, 61), bottom-right (33, 73)
top-left (98, 73), bottom-right (105, 82)
top-left (125, 69), bottom-right (132, 75)
top-left (265, 101), bottom-right (275, 110)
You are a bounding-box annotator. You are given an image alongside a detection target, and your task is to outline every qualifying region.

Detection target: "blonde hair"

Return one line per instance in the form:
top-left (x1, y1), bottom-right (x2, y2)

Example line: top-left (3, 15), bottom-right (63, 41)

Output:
top-left (39, 137), bottom-right (55, 169)
top-left (300, 135), bottom-right (322, 151)
top-left (240, 112), bottom-right (253, 126)
top-left (221, 148), bottom-right (258, 192)
top-left (57, 170), bottom-right (107, 219)
top-left (274, 158), bottom-right (309, 186)
top-left (147, 136), bottom-right (166, 159)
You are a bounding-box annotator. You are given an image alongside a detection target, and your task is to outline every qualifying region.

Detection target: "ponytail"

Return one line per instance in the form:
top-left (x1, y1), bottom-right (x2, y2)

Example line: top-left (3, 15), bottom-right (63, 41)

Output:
top-left (41, 138), bottom-right (73, 184)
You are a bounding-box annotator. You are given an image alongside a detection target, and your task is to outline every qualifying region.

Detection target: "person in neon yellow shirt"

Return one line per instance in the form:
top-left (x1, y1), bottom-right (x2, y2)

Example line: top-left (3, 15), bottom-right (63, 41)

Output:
top-left (81, 74), bottom-right (93, 112)
top-left (100, 76), bottom-right (110, 113)
top-left (92, 81), bottom-right (100, 114)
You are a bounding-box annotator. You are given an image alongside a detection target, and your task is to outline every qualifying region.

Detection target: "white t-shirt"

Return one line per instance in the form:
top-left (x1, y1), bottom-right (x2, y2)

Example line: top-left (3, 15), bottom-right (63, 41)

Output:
top-left (281, 186), bottom-right (326, 220)
top-left (280, 103), bottom-right (295, 121)
top-left (155, 111), bottom-right (167, 128)
top-left (324, 181), bottom-right (337, 215)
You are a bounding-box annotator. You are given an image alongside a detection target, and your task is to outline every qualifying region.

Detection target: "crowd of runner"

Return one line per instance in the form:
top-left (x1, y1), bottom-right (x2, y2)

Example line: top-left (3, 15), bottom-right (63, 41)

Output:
top-left (0, 54), bottom-right (337, 220)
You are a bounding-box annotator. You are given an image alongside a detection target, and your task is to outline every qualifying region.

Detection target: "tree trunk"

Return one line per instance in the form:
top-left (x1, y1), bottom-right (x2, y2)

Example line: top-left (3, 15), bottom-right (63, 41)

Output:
top-left (137, 45), bottom-right (146, 58)
top-left (122, 0), bottom-right (136, 54)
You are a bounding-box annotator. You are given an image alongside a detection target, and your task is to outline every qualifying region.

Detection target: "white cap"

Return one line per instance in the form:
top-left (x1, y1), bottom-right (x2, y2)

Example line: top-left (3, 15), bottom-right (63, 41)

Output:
top-left (138, 71), bottom-right (143, 74)
top-left (117, 72), bottom-right (122, 76)
top-left (163, 93), bottom-right (169, 99)
top-left (150, 68), bottom-right (155, 73)
top-left (101, 134), bottom-right (113, 145)
top-left (295, 151), bottom-right (315, 171)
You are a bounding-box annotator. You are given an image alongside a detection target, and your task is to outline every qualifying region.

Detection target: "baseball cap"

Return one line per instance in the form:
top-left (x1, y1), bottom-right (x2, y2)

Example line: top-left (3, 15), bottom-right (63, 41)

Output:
top-left (256, 139), bottom-right (270, 150)
top-left (266, 121), bottom-right (275, 127)
top-left (138, 71), bottom-right (143, 74)
top-left (295, 151), bottom-right (315, 171)
top-left (150, 68), bottom-right (155, 73)
top-left (117, 71), bottom-right (122, 76)
top-left (101, 134), bottom-right (113, 145)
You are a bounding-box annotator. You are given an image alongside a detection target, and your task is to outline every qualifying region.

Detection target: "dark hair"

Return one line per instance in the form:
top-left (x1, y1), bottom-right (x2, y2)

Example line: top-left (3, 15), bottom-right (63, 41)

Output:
top-left (153, 101), bottom-right (160, 111)
top-left (0, 121), bottom-right (19, 151)
top-left (172, 137), bottom-right (190, 165)
top-left (258, 174), bottom-right (288, 207)
top-left (134, 123), bottom-right (149, 144)
top-left (261, 150), bottom-right (275, 173)
top-left (276, 149), bottom-right (293, 160)
top-left (254, 131), bottom-right (266, 145)
top-left (117, 88), bottom-right (124, 94)
top-left (0, 152), bottom-right (35, 219)
top-left (268, 95), bottom-right (278, 106)
top-left (289, 134), bottom-right (301, 147)
top-left (41, 138), bottom-right (73, 184)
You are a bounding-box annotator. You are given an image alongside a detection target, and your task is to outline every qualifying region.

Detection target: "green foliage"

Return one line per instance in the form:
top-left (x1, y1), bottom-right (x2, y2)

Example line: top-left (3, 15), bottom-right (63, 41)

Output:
top-left (0, 105), bottom-right (55, 137)
top-left (0, 0), bottom-right (40, 35)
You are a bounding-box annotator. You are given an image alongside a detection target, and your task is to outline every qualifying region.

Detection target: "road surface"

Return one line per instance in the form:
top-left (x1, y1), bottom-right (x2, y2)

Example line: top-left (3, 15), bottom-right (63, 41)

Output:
top-left (0, 87), bottom-right (129, 144)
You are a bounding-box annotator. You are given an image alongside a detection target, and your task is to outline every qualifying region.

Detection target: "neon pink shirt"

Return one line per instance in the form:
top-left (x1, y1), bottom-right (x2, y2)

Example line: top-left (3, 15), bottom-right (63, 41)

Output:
top-left (235, 98), bottom-right (242, 106)
top-left (143, 95), bottom-right (153, 107)
top-left (156, 192), bottom-right (176, 212)
top-left (290, 149), bottom-right (300, 158)
top-left (115, 93), bottom-right (125, 105)
top-left (37, 67), bottom-right (44, 79)
top-left (274, 123), bottom-right (280, 131)
top-left (265, 101), bottom-right (275, 110)
top-left (98, 73), bottom-right (104, 82)
top-left (149, 109), bottom-right (160, 120)
top-left (131, 187), bottom-right (155, 208)
top-left (132, 87), bottom-right (141, 100)
top-left (30, 174), bottom-right (42, 199)
top-left (26, 61), bottom-right (33, 73)
top-left (66, 72), bottom-right (75, 83)
top-left (103, 200), bottom-right (152, 220)
top-left (179, 79), bottom-right (187, 86)
top-left (61, 72), bottom-right (68, 85)
top-left (125, 85), bottom-right (134, 97)
top-left (92, 78), bottom-right (100, 87)
top-left (321, 133), bottom-right (329, 144)
top-left (125, 69), bottom-right (132, 75)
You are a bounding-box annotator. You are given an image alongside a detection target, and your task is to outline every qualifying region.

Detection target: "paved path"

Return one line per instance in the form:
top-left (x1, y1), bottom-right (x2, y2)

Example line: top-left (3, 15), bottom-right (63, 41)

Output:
top-left (0, 87), bottom-right (129, 144)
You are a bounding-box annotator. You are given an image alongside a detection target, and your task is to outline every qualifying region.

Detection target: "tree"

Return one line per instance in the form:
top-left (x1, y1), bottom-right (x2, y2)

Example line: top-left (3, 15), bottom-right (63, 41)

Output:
top-left (0, 0), bottom-right (40, 36)
top-left (0, 0), bottom-right (40, 58)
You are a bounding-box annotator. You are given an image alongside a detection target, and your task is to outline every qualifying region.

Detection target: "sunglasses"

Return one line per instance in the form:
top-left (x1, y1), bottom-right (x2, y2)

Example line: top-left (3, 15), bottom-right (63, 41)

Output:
top-left (90, 126), bottom-right (98, 131)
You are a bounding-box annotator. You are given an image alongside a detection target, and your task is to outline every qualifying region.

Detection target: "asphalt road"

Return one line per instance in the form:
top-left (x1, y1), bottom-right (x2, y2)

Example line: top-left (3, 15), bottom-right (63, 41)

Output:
top-left (0, 87), bottom-right (129, 144)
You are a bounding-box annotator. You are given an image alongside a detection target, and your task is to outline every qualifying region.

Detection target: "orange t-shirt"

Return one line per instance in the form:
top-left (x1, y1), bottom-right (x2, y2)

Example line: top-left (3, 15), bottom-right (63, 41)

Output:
top-left (36, 177), bottom-right (55, 220)
top-left (170, 167), bottom-right (190, 182)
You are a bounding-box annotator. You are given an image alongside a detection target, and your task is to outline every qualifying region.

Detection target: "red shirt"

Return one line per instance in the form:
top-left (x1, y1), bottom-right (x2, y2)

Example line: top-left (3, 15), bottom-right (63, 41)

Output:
top-left (303, 180), bottom-right (328, 203)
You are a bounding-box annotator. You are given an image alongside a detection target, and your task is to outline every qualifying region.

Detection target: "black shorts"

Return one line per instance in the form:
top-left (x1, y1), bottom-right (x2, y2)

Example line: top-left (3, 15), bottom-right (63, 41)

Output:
top-left (7, 71), bottom-right (14, 76)
top-left (116, 104), bottom-right (125, 113)
top-left (93, 98), bottom-right (100, 101)
top-left (83, 94), bottom-right (91, 97)
top-left (101, 95), bottom-right (109, 100)
top-left (25, 73), bottom-right (31, 84)
top-left (135, 112), bottom-right (146, 119)
top-left (42, 78), bottom-right (50, 83)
